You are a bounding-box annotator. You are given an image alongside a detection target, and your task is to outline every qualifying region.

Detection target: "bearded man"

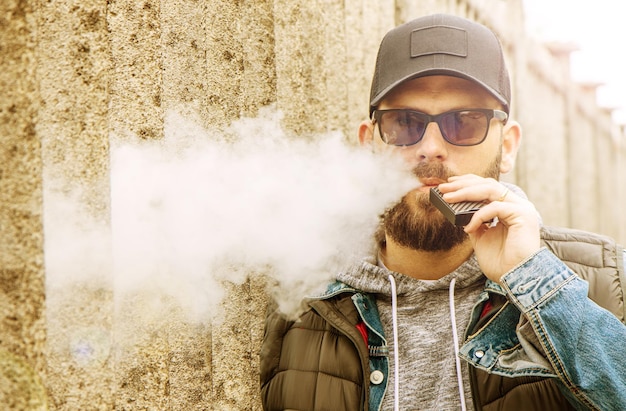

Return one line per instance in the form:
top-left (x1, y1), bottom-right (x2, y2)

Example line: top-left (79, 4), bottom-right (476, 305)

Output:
top-left (260, 14), bottom-right (626, 411)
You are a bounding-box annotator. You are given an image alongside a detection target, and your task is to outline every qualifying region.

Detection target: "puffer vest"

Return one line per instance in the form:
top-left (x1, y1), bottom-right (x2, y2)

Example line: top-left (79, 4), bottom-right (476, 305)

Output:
top-left (470, 226), bottom-right (626, 411)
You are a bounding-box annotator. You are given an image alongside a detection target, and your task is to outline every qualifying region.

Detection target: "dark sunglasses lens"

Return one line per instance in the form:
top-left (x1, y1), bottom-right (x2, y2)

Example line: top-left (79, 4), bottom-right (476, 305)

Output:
top-left (440, 111), bottom-right (489, 145)
top-left (379, 111), bottom-right (426, 146)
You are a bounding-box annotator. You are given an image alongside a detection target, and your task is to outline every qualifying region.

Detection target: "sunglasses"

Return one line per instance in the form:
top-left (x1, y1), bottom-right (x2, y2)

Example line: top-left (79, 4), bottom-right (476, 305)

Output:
top-left (371, 108), bottom-right (508, 147)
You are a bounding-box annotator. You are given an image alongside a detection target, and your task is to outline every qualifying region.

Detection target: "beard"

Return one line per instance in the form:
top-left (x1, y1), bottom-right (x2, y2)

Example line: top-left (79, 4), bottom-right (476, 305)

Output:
top-left (378, 153), bottom-right (501, 252)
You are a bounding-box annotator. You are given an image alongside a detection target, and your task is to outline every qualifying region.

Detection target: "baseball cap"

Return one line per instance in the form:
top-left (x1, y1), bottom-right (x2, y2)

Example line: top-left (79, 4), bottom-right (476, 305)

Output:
top-left (369, 14), bottom-right (511, 116)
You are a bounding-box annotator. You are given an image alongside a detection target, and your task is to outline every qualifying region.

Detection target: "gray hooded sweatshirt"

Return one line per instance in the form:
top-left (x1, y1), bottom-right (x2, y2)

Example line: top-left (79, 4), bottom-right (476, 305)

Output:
top-left (337, 254), bottom-right (485, 410)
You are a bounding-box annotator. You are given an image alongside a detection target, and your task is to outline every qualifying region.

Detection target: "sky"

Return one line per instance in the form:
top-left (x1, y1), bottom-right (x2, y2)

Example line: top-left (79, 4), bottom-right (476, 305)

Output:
top-left (523, 0), bottom-right (626, 124)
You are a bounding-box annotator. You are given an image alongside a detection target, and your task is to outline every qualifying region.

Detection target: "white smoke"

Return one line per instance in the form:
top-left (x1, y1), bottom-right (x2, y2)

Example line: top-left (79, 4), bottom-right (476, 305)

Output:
top-left (46, 106), bottom-right (417, 322)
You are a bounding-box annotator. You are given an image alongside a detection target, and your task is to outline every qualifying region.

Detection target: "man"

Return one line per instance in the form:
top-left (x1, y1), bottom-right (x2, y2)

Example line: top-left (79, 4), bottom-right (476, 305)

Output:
top-left (260, 14), bottom-right (626, 411)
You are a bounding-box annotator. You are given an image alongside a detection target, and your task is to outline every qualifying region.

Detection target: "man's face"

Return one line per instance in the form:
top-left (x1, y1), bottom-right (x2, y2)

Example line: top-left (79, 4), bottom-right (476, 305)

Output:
top-left (366, 75), bottom-right (509, 251)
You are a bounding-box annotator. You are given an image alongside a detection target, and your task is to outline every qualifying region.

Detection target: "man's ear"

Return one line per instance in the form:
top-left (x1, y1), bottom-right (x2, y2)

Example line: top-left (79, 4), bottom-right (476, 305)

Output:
top-left (358, 119), bottom-right (375, 147)
top-left (500, 120), bottom-right (521, 174)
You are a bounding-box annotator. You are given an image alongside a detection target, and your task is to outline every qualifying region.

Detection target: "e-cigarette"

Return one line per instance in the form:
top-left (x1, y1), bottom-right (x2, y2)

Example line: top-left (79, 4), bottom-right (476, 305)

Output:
top-left (429, 187), bottom-right (486, 226)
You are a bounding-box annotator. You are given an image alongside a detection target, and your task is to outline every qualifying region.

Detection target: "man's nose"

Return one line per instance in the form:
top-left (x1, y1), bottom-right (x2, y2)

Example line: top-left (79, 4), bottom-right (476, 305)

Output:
top-left (413, 122), bottom-right (448, 162)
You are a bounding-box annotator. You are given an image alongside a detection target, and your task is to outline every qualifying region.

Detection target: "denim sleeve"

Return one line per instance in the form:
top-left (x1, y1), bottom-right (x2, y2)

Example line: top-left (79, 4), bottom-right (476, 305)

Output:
top-left (500, 248), bottom-right (626, 411)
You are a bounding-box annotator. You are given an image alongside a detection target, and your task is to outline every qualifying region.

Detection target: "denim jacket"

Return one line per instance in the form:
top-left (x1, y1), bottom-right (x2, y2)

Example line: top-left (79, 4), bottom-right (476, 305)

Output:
top-left (320, 247), bottom-right (626, 411)
top-left (461, 248), bottom-right (626, 410)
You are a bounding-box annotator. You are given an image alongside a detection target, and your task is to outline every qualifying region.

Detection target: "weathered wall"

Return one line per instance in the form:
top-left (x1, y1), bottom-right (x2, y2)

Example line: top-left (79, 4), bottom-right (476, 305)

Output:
top-left (1, 0), bottom-right (625, 410)
top-left (34, 2), bottom-right (115, 409)
top-left (0, 0), bottom-right (47, 409)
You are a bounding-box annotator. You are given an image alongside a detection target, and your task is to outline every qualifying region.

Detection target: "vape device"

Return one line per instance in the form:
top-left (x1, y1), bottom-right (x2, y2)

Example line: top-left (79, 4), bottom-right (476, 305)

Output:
top-left (429, 187), bottom-right (486, 226)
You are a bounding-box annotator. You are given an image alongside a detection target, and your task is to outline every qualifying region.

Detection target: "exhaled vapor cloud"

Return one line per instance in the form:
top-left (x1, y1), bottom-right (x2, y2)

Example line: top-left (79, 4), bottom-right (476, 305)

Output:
top-left (45, 107), bottom-right (417, 322)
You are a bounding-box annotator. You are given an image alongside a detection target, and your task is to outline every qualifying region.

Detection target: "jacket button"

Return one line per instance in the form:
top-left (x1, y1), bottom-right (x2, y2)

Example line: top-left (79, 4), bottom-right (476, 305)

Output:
top-left (475, 350), bottom-right (485, 359)
top-left (370, 370), bottom-right (384, 385)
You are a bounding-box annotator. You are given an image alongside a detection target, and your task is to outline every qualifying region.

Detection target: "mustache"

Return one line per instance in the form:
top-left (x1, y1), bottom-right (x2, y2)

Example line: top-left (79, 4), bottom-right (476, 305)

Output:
top-left (412, 162), bottom-right (455, 181)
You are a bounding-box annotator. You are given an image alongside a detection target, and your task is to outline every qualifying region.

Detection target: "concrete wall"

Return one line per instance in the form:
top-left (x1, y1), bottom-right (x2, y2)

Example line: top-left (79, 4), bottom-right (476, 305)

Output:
top-left (0, 1), bottom-right (48, 409)
top-left (1, 0), bottom-right (624, 409)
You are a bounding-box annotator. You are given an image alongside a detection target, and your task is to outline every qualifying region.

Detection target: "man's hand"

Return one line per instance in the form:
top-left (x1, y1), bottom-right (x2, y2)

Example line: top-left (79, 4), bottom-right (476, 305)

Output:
top-left (437, 175), bottom-right (541, 282)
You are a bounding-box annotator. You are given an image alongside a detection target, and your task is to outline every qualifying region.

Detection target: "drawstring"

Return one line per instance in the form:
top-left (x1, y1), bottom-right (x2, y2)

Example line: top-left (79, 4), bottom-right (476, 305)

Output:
top-left (388, 274), bottom-right (400, 411)
top-left (449, 278), bottom-right (467, 411)
top-left (387, 274), bottom-right (467, 411)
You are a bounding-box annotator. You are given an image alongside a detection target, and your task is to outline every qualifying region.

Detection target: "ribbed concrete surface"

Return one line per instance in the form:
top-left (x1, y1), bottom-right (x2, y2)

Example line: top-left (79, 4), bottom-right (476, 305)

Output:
top-left (0, 1), bottom-right (47, 409)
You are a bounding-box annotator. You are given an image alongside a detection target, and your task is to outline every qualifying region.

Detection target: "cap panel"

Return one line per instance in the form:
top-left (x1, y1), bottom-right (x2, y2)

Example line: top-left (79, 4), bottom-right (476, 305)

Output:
top-left (410, 26), bottom-right (467, 58)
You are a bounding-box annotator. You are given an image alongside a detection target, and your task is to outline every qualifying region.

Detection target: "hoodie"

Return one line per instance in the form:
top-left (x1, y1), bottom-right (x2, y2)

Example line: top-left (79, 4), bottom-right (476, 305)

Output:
top-left (337, 255), bottom-right (485, 410)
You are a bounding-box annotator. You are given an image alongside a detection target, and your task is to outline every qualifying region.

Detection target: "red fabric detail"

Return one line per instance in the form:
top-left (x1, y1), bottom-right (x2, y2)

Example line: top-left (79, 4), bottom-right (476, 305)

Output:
top-left (356, 321), bottom-right (368, 345)
top-left (480, 300), bottom-right (494, 319)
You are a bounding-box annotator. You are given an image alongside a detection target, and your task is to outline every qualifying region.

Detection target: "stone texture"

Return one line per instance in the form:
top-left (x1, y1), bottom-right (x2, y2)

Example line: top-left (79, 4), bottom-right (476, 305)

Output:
top-left (0, 348), bottom-right (47, 411)
top-left (34, 1), bottom-right (115, 409)
top-left (0, 0), bottom-right (47, 404)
